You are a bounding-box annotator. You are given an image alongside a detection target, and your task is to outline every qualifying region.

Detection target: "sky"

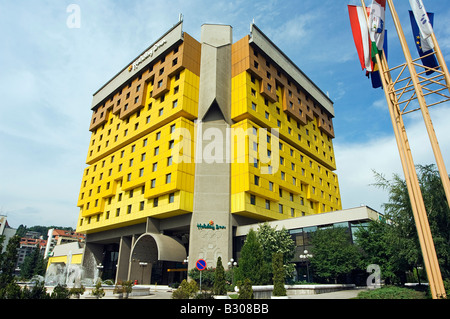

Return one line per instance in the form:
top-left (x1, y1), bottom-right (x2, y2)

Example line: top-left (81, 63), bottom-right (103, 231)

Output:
top-left (1, 0), bottom-right (450, 229)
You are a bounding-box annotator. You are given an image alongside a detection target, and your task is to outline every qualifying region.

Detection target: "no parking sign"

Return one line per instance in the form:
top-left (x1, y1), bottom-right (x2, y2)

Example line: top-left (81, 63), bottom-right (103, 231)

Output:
top-left (196, 259), bottom-right (207, 271)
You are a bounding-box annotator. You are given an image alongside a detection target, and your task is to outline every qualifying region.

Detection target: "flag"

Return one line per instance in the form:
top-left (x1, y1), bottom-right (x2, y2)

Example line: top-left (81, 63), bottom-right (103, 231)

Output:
top-left (408, 5), bottom-right (438, 75)
top-left (369, 30), bottom-right (388, 89)
top-left (348, 5), bottom-right (387, 89)
top-left (368, 0), bottom-right (386, 57)
top-left (409, 0), bottom-right (434, 50)
top-left (348, 5), bottom-right (372, 72)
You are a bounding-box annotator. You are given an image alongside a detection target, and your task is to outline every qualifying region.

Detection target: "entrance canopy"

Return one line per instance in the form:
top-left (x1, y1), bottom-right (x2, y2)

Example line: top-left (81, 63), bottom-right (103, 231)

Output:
top-left (131, 233), bottom-right (186, 263)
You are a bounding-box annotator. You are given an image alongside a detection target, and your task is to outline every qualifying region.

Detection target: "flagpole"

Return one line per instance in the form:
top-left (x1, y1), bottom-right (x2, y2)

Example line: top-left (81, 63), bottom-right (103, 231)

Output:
top-left (430, 32), bottom-right (450, 92)
top-left (385, 0), bottom-right (447, 299)
top-left (360, 0), bottom-right (446, 299)
top-left (388, 0), bottom-right (450, 212)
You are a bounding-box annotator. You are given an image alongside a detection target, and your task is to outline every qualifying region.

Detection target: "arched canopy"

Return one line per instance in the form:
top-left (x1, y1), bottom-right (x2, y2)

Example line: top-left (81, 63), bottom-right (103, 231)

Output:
top-left (131, 233), bottom-right (186, 263)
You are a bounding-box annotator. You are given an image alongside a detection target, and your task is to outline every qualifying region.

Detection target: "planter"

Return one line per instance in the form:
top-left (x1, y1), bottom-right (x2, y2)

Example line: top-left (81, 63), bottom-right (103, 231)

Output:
top-left (271, 295), bottom-right (289, 299)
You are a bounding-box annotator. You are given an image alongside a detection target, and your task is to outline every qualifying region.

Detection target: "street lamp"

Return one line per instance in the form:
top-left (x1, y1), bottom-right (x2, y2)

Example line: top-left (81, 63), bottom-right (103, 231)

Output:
top-left (183, 256), bottom-right (189, 280)
top-left (299, 250), bottom-right (313, 283)
top-left (227, 258), bottom-right (238, 286)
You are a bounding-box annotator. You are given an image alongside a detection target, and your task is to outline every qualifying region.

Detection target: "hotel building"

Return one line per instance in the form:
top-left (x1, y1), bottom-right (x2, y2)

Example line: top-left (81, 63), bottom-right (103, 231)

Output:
top-left (75, 21), bottom-right (342, 284)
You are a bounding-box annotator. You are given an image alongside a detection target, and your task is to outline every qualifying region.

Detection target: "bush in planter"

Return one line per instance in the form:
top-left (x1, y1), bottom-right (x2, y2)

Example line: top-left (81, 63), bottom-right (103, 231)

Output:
top-left (172, 279), bottom-right (198, 299)
top-left (114, 280), bottom-right (133, 298)
top-left (91, 280), bottom-right (105, 299)
top-left (237, 279), bottom-right (253, 299)
top-left (272, 252), bottom-right (286, 296)
top-left (69, 285), bottom-right (85, 299)
top-left (213, 257), bottom-right (227, 295)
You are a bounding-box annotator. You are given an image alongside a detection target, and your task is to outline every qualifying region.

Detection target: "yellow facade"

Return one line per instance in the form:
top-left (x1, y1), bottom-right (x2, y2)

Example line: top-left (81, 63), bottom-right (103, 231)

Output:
top-left (230, 60), bottom-right (341, 222)
top-left (76, 29), bottom-right (341, 235)
top-left (77, 68), bottom-right (199, 233)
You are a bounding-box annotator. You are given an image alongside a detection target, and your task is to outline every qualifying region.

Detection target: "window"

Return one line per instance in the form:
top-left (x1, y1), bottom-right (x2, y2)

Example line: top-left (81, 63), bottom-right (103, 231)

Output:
top-left (168, 140), bottom-right (174, 149)
top-left (251, 102), bottom-right (256, 111)
top-left (269, 181), bottom-right (274, 191)
top-left (279, 204), bottom-right (283, 214)
top-left (129, 158), bottom-right (134, 167)
top-left (254, 175), bottom-right (260, 186)
top-left (141, 153), bottom-right (146, 161)
top-left (166, 173), bottom-right (171, 184)
top-left (152, 162), bottom-right (158, 172)
top-left (265, 200), bottom-right (270, 210)
top-left (127, 173), bottom-right (132, 181)
top-left (139, 168), bottom-right (144, 177)
top-left (116, 208), bottom-right (120, 217)
top-left (250, 194), bottom-right (256, 205)
top-left (154, 147), bottom-right (159, 155)
top-left (173, 99), bottom-right (178, 108)
top-left (127, 204), bottom-right (132, 214)
top-left (167, 156), bottom-right (173, 166)
top-left (140, 201), bottom-right (145, 211)
top-left (153, 197), bottom-right (159, 207)
top-left (157, 80), bottom-right (163, 88)
top-left (170, 124), bottom-right (176, 134)
top-left (169, 193), bottom-right (175, 203)
top-left (159, 108), bottom-right (164, 116)
top-left (156, 131), bottom-right (161, 140)
top-left (151, 179), bottom-right (156, 188)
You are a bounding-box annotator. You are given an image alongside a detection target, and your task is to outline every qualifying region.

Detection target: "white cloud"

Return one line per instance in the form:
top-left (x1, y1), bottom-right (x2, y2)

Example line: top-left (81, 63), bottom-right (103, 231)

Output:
top-left (335, 104), bottom-right (450, 213)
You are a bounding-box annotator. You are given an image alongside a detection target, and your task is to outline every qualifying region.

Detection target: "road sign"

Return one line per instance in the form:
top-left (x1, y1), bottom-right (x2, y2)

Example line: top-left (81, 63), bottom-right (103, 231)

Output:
top-left (196, 259), bottom-right (207, 271)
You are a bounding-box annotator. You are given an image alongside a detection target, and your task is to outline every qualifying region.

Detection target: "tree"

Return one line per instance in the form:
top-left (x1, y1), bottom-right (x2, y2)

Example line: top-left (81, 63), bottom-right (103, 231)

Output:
top-left (272, 252), bottom-right (286, 296)
top-left (372, 165), bottom-right (450, 281)
top-left (235, 229), bottom-right (269, 285)
top-left (0, 235), bottom-right (20, 289)
top-left (309, 227), bottom-right (362, 283)
top-left (213, 256), bottom-right (227, 295)
top-left (354, 221), bottom-right (400, 284)
top-left (20, 246), bottom-right (46, 279)
top-left (256, 223), bottom-right (296, 281)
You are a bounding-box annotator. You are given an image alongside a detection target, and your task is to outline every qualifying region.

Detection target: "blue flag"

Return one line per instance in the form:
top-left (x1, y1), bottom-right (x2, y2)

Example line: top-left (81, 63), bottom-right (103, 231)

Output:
top-left (409, 10), bottom-right (438, 75)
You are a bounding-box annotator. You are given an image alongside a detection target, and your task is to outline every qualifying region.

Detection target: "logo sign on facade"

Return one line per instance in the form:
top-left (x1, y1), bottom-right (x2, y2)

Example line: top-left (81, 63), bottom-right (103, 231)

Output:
top-left (196, 220), bottom-right (226, 231)
top-left (128, 38), bottom-right (167, 72)
top-left (196, 259), bottom-right (207, 271)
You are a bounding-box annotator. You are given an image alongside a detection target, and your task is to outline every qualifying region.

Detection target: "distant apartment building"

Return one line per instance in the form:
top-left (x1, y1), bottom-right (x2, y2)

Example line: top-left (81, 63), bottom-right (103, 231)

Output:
top-left (0, 215), bottom-right (17, 253)
top-left (44, 228), bottom-right (85, 258)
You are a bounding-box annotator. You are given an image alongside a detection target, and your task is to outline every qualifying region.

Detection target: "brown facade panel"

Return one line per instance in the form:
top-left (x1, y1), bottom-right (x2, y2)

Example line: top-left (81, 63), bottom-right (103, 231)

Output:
top-left (231, 38), bottom-right (335, 138)
top-left (89, 33), bottom-right (201, 132)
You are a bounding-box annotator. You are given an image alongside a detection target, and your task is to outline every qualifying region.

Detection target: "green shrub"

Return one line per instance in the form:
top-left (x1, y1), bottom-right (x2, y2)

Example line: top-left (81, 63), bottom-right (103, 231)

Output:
top-left (357, 286), bottom-right (428, 299)
top-left (172, 279), bottom-right (198, 299)
top-left (272, 252), bottom-right (286, 296)
top-left (237, 279), bottom-right (253, 299)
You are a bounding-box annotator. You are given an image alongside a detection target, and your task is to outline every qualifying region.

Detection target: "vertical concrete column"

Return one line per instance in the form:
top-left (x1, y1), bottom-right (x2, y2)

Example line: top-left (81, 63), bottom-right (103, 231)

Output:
top-left (116, 236), bottom-right (132, 282)
top-left (189, 24), bottom-right (233, 270)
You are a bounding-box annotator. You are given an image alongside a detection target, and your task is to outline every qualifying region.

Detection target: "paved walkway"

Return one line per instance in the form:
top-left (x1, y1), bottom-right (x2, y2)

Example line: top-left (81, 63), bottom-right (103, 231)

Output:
top-left (122, 287), bottom-right (368, 299)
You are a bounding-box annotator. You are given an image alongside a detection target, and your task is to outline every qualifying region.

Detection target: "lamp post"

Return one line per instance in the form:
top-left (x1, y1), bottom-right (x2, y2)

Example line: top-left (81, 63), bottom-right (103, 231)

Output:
top-left (299, 250), bottom-right (313, 283)
top-left (227, 258), bottom-right (238, 286)
top-left (183, 256), bottom-right (189, 281)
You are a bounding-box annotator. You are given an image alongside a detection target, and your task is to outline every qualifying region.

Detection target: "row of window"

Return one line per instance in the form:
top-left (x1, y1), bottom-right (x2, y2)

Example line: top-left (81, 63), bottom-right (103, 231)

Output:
top-left (81, 191), bottom-right (177, 226)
